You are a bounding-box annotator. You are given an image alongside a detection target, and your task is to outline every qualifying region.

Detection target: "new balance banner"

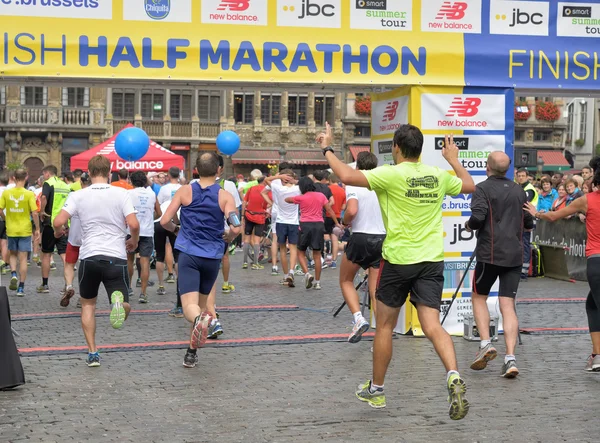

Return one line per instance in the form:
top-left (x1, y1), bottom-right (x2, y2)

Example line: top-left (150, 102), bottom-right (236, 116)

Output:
top-left (0, 0), bottom-right (599, 90)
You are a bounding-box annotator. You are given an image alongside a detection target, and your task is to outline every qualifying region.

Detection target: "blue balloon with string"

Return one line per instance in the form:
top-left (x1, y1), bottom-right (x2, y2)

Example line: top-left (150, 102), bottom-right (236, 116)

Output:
top-left (115, 127), bottom-right (150, 162)
top-left (216, 130), bottom-right (241, 156)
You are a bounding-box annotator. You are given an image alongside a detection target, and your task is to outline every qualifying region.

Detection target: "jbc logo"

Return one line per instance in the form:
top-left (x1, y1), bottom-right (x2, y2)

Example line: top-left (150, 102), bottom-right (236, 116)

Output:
top-left (448, 223), bottom-right (474, 245)
top-left (283, 0), bottom-right (336, 18)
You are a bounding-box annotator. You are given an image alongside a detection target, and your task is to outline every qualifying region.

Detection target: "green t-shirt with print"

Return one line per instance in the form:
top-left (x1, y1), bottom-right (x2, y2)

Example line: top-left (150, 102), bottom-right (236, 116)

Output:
top-left (243, 180), bottom-right (258, 195)
top-left (362, 162), bottom-right (462, 265)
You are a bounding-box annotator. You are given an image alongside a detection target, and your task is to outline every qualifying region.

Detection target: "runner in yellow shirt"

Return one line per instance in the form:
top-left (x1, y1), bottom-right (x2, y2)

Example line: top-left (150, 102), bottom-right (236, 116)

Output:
top-left (0, 169), bottom-right (40, 296)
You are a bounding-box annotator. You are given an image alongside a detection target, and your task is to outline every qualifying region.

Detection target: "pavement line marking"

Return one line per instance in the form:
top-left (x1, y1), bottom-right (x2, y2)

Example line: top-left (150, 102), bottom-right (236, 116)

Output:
top-left (518, 298), bottom-right (586, 303)
top-left (12, 305), bottom-right (300, 321)
top-left (18, 332), bottom-right (377, 356)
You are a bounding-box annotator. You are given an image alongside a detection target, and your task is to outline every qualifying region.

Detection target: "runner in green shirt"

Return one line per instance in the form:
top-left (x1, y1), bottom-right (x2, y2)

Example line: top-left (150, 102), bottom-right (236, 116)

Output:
top-left (318, 123), bottom-right (475, 420)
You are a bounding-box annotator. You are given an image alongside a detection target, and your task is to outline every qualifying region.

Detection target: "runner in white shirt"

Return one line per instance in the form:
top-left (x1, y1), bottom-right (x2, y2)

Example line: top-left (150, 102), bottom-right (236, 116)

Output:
top-left (262, 168), bottom-right (301, 287)
top-left (128, 171), bottom-right (159, 304)
top-left (339, 152), bottom-right (387, 343)
top-left (157, 167), bottom-right (182, 205)
top-left (53, 155), bottom-right (139, 367)
top-left (59, 172), bottom-right (90, 309)
top-left (156, 167), bottom-right (181, 287)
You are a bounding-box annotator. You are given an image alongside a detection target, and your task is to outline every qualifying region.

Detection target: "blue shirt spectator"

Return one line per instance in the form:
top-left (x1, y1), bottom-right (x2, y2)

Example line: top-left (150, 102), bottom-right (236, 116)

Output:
top-left (537, 178), bottom-right (558, 212)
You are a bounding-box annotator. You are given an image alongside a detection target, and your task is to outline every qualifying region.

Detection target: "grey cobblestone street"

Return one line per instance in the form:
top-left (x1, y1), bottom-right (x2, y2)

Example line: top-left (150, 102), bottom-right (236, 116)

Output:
top-left (1, 253), bottom-right (598, 442)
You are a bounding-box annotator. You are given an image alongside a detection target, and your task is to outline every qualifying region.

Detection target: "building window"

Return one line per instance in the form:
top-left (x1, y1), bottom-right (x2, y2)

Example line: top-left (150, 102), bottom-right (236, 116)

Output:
top-left (533, 131), bottom-right (552, 142)
top-left (198, 91), bottom-right (221, 122)
top-left (63, 87), bottom-right (89, 108)
top-left (112, 90), bottom-right (135, 119)
top-left (579, 102), bottom-right (587, 141)
top-left (314, 95), bottom-right (335, 126)
top-left (61, 154), bottom-right (74, 174)
top-left (170, 90), bottom-right (193, 121)
top-left (0, 86), bottom-right (5, 105)
top-left (534, 96), bottom-right (552, 103)
top-left (21, 87), bottom-right (47, 106)
top-left (141, 90), bottom-right (165, 120)
top-left (234, 93), bottom-right (254, 124)
top-left (260, 94), bottom-right (281, 125)
top-left (288, 95), bottom-right (307, 126)
top-left (517, 96), bottom-right (527, 103)
top-left (354, 125), bottom-right (371, 138)
top-left (514, 130), bottom-right (525, 142)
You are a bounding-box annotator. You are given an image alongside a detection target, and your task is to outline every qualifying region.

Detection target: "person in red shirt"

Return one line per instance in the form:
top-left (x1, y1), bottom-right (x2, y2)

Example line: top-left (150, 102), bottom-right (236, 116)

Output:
top-left (242, 177), bottom-right (267, 270)
top-left (328, 173), bottom-right (346, 268)
top-left (525, 168), bottom-right (600, 372)
top-left (286, 177), bottom-right (341, 290)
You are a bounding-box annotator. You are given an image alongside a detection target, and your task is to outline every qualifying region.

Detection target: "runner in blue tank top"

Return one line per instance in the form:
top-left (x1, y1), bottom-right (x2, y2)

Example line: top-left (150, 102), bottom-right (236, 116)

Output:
top-left (160, 152), bottom-right (241, 368)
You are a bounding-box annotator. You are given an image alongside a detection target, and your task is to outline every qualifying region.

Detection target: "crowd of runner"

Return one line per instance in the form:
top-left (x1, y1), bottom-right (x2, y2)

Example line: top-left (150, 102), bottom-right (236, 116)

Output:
top-left (4, 123), bottom-right (600, 422)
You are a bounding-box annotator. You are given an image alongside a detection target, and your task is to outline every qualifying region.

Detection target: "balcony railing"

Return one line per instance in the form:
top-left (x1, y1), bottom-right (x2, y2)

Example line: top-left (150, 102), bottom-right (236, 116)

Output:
top-left (21, 107), bottom-right (49, 125)
top-left (62, 108), bottom-right (92, 126)
top-left (143, 120), bottom-right (164, 138)
top-left (171, 121), bottom-right (193, 138)
top-left (114, 120), bottom-right (134, 133)
top-left (198, 122), bottom-right (219, 138)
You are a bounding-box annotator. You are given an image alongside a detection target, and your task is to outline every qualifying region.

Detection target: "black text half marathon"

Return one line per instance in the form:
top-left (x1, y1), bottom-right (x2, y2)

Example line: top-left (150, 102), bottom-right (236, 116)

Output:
top-left (1, 35), bottom-right (427, 75)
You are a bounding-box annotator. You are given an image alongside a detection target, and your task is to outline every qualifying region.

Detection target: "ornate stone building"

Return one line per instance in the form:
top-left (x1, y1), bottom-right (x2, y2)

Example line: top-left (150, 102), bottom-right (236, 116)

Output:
top-left (1, 84), bottom-right (357, 180)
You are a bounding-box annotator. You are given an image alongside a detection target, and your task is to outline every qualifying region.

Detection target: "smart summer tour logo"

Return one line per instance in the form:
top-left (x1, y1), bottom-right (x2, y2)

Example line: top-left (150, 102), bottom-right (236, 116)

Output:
top-left (351, 0), bottom-right (412, 31)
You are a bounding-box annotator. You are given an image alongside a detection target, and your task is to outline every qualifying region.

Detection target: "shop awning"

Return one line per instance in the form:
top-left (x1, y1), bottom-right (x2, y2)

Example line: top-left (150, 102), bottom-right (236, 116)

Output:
top-left (232, 148), bottom-right (342, 165)
top-left (349, 145), bottom-right (371, 160)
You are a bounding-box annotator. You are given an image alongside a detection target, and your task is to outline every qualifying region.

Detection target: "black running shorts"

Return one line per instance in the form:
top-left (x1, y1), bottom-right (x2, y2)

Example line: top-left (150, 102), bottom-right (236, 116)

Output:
top-left (376, 260), bottom-right (444, 310)
top-left (324, 218), bottom-right (335, 235)
top-left (78, 255), bottom-right (130, 304)
top-left (297, 222), bottom-right (325, 252)
top-left (472, 262), bottom-right (521, 298)
top-left (41, 225), bottom-right (67, 255)
top-left (244, 218), bottom-right (265, 237)
top-left (345, 233), bottom-right (385, 270)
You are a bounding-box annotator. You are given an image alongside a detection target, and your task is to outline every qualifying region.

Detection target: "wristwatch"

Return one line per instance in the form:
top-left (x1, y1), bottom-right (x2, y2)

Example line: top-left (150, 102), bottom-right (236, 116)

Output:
top-left (322, 146), bottom-right (335, 156)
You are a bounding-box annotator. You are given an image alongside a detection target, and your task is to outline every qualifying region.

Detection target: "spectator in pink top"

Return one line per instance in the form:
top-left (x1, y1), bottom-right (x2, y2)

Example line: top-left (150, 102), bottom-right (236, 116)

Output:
top-left (286, 177), bottom-right (340, 290)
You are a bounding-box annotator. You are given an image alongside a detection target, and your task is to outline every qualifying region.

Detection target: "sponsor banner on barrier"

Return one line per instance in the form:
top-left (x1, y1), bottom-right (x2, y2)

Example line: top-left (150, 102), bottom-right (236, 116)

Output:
top-left (442, 175), bottom-right (487, 212)
top-left (350, 0), bottom-right (413, 31)
top-left (201, 0), bottom-right (268, 26)
top-left (422, 134), bottom-right (506, 171)
top-left (421, 93), bottom-right (507, 131)
top-left (489, 0), bottom-right (550, 36)
top-left (443, 215), bottom-right (477, 253)
top-left (124, 0), bottom-right (191, 23)
top-left (557, 2), bottom-right (600, 38)
top-left (371, 95), bottom-right (409, 136)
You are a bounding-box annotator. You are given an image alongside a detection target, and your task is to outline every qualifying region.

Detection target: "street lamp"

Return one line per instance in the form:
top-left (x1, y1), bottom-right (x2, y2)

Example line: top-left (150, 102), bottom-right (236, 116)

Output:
top-left (537, 157), bottom-right (545, 179)
top-left (278, 147), bottom-right (286, 163)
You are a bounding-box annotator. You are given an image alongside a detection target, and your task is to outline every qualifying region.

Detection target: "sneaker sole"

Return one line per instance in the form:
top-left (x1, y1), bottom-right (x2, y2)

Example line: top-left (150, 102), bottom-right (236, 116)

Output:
top-left (448, 377), bottom-right (470, 420)
top-left (348, 323), bottom-right (370, 344)
top-left (502, 366), bottom-right (520, 379)
top-left (9, 278), bottom-right (18, 291)
top-left (139, 299), bottom-right (148, 304)
top-left (191, 312), bottom-right (212, 349)
top-left (109, 292), bottom-right (126, 329)
top-left (470, 348), bottom-right (497, 370)
top-left (355, 392), bottom-right (386, 409)
top-left (182, 358), bottom-right (197, 368)
top-left (305, 276), bottom-right (314, 289)
top-left (87, 361), bottom-right (101, 368)
top-left (60, 288), bottom-right (76, 307)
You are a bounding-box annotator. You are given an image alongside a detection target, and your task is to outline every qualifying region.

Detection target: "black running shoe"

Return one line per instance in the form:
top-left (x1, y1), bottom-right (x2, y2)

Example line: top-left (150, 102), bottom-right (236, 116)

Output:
top-left (183, 351), bottom-right (198, 368)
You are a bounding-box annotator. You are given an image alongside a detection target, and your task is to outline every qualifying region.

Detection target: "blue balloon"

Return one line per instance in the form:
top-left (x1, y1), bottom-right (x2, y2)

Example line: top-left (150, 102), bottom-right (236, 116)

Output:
top-left (216, 130), bottom-right (241, 156)
top-left (115, 127), bottom-right (150, 162)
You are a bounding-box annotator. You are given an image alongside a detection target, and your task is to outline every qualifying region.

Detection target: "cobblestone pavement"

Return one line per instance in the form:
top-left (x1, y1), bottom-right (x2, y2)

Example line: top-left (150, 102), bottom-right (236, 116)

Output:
top-left (1, 253), bottom-right (598, 442)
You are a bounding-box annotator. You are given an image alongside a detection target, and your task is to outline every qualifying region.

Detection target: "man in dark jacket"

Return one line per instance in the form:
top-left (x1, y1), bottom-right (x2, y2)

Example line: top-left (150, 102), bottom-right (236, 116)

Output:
top-left (465, 152), bottom-right (534, 379)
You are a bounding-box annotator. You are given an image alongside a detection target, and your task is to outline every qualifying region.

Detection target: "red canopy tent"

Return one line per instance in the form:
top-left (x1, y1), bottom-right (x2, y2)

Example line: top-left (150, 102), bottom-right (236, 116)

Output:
top-left (70, 124), bottom-right (185, 172)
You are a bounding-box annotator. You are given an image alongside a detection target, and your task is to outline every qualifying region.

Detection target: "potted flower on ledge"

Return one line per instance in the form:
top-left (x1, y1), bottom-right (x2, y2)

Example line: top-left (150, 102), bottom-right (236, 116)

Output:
top-left (514, 100), bottom-right (531, 121)
top-left (575, 139), bottom-right (586, 149)
top-left (535, 100), bottom-right (560, 122)
top-left (354, 95), bottom-right (371, 117)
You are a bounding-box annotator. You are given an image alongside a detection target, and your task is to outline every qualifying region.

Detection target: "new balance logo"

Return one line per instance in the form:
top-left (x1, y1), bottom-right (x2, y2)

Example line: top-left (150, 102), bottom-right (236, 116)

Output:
top-left (445, 97), bottom-right (481, 117)
top-left (435, 1), bottom-right (468, 20)
top-left (382, 101), bottom-right (399, 122)
top-left (217, 0), bottom-right (250, 11)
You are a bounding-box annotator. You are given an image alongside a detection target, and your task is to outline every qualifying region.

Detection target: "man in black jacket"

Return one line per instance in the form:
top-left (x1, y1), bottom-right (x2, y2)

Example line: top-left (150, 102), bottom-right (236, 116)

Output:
top-left (465, 152), bottom-right (534, 379)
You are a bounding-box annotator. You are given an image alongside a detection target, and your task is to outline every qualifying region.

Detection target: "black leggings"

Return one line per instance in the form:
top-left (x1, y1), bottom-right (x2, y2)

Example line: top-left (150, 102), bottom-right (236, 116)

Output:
top-left (154, 222), bottom-right (178, 263)
top-left (586, 257), bottom-right (600, 333)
